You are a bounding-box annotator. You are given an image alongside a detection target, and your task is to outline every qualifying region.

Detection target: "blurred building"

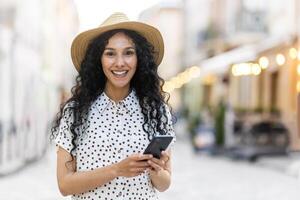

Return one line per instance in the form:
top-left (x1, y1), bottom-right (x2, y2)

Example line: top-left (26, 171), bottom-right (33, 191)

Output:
top-left (180, 0), bottom-right (300, 150)
top-left (0, 0), bottom-right (78, 175)
top-left (139, 0), bottom-right (184, 109)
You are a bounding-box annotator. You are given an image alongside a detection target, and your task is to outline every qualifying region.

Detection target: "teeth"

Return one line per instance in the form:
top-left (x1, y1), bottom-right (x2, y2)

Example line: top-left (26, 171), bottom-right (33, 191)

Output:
top-left (112, 71), bottom-right (127, 75)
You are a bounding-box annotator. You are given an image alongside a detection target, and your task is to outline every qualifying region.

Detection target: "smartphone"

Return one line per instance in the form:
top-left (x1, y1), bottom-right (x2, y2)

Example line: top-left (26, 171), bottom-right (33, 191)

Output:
top-left (143, 136), bottom-right (174, 159)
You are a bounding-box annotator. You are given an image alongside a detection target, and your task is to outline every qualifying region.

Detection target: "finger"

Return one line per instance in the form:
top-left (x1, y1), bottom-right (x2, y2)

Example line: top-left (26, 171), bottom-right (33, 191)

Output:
top-left (150, 158), bottom-right (165, 167)
top-left (133, 161), bottom-right (151, 168)
top-left (128, 154), bottom-right (140, 159)
top-left (130, 167), bottom-right (148, 173)
top-left (129, 172), bottom-right (144, 177)
top-left (161, 151), bottom-right (170, 163)
top-left (161, 151), bottom-right (169, 158)
top-left (148, 160), bottom-right (162, 171)
top-left (134, 154), bottom-right (153, 161)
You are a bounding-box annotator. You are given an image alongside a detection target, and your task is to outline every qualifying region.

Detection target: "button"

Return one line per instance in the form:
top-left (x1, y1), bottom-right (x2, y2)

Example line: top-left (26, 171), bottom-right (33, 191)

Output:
top-left (118, 148), bottom-right (123, 153)
top-left (117, 191), bottom-right (122, 197)
top-left (116, 111), bottom-right (123, 116)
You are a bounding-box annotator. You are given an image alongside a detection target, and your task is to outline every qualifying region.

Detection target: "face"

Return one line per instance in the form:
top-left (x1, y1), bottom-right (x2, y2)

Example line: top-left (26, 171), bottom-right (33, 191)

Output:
top-left (101, 32), bottom-right (137, 91)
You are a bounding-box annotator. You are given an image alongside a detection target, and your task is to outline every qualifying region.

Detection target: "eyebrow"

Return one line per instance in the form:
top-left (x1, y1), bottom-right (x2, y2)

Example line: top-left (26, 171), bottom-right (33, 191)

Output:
top-left (104, 47), bottom-right (135, 51)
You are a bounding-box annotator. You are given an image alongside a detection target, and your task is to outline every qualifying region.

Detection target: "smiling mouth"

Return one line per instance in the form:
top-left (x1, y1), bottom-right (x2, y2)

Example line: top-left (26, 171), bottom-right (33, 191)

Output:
top-left (111, 70), bottom-right (128, 78)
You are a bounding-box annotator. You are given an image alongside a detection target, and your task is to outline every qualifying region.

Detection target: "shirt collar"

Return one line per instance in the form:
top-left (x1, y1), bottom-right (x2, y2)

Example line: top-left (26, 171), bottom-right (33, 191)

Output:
top-left (93, 89), bottom-right (139, 115)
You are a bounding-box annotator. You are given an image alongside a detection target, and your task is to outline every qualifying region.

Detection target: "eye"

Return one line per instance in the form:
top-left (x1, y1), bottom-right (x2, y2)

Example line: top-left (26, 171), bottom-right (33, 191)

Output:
top-left (125, 50), bottom-right (135, 56)
top-left (104, 51), bottom-right (115, 56)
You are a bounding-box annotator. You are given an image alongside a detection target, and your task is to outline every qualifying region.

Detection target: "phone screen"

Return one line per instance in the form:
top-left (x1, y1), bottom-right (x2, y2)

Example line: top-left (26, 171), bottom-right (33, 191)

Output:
top-left (143, 136), bottom-right (173, 159)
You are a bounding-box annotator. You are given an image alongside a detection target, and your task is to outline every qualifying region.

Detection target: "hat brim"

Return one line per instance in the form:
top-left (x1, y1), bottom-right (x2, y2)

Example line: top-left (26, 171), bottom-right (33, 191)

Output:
top-left (71, 21), bottom-right (164, 72)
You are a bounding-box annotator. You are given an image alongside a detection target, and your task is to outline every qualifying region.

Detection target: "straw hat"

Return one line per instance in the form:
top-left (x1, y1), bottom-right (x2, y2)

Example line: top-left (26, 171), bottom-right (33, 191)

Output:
top-left (71, 12), bottom-right (164, 71)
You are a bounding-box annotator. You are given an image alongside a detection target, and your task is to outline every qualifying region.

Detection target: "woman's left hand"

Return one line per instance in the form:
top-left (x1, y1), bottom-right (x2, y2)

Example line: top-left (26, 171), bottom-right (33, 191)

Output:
top-left (147, 151), bottom-right (170, 174)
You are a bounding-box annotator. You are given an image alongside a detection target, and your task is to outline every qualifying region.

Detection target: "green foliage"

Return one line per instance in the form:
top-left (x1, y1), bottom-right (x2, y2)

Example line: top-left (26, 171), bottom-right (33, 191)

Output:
top-left (253, 106), bottom-right (264, 113)
top-left (214, 101), bottom-right (225, 146)
top-left (270, 107), bottom-right (280, 115)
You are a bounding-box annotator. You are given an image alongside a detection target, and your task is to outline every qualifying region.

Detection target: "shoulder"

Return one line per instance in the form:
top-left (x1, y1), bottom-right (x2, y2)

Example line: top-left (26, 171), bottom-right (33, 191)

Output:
top-left (60, 101), bottom-right (77, 119)
top-left (161, 103), bottom-right (172, 114)
top-left (160, 103), bottom-right (175, 123)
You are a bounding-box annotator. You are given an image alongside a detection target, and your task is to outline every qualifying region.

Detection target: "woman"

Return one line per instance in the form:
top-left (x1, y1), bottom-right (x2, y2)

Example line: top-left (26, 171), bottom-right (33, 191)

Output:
top-left (51, 12), bottom-right (176, 200)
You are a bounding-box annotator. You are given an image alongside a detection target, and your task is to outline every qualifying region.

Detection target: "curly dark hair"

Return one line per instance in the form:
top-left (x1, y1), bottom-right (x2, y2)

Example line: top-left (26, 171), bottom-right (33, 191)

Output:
top-left (50, 29), bottom-right (173, 161)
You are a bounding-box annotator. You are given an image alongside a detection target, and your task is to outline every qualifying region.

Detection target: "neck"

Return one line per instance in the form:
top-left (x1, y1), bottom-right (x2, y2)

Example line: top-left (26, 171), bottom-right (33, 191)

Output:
top-left (104, 84), bottom-right (131, 103)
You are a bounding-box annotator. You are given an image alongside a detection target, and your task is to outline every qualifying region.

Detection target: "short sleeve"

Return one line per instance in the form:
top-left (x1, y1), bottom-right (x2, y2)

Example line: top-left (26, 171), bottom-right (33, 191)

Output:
top-left (164, 104), bottom-right (176, 150)
top-left (54, 103), bottom-right (77, 156)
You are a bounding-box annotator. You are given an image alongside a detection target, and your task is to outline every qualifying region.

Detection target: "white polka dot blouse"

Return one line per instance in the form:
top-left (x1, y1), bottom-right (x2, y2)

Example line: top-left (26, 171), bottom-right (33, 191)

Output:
top-left (54, 89), bottom-right (176, 200)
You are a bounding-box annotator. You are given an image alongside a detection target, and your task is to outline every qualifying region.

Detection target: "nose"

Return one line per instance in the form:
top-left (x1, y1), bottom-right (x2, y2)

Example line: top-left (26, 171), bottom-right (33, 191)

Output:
top-left (115, 55), bottom-right (125, 68)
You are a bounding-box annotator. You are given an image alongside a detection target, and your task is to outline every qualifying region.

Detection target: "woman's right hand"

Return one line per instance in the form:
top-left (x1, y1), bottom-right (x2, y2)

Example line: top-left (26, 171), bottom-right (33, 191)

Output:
top-left (113, 154), bottom-right (153, 178)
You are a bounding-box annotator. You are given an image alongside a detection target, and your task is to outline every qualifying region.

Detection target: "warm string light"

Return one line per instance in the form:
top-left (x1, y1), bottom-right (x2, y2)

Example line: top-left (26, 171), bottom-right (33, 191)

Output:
top-left (231, 63), bottom-right (261, 76)
top-left (232, 52), bottom-right (289, 77)
top-left (163, 66), bottom-right (201, 93)
top-left (276, 54), bottom-right (285, 66)
top-left (165, 48), bottom-right (294, 92)
top-left (259, 56), bottom-right (269, 69)
top-left (289, 48), bottom-right (297, 59)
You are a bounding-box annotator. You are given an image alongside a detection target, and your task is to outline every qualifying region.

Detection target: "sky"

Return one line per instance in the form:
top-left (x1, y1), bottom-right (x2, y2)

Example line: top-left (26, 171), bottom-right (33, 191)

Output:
top-left (74, 0), bottom-right (162, 31)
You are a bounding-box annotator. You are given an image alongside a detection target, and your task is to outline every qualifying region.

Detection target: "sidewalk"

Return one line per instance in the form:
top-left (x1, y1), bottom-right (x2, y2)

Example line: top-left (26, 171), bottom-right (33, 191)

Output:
top-left (176, 117), bottom-right (300, 180)
top-left (255, 152), bottom-right (300, 178)
top-left (0, 145), bottom-right (67, 200)
top-left (159, 138), bottom-right (300, 200)
top-left (0, 138), bottom-right (299, 200)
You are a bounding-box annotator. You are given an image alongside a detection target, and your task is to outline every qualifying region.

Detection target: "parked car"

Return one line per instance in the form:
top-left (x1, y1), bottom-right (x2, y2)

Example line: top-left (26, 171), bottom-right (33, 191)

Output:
top-left (227, 120), bottom-right (290, 162)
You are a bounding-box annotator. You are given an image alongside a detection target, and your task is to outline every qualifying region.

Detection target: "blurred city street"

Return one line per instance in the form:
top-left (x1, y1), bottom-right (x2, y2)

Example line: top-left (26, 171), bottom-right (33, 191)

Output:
top-left (1, 0), bottom-right (300, 199)
top-left (160, 138), bottom-right (300, 200)
top-left (0, 137), bottom-right (299, 200)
